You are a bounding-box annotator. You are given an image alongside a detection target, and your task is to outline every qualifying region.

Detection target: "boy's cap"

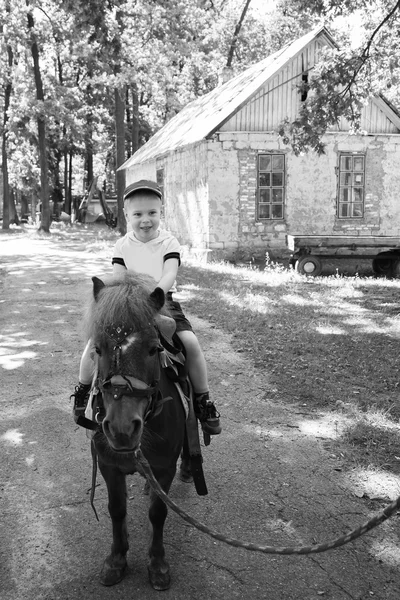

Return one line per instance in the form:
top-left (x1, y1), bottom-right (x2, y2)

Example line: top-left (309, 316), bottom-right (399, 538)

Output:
top-left (123, 180), bottom-right (162, 201)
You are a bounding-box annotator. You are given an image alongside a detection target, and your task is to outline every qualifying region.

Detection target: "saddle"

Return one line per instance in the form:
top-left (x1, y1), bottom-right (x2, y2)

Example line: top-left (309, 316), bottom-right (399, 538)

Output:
top-left (153, 318), bottom-right (207, 494)
top-left (154, 314), bottom-right (188, 385)
top-left (81, 314), bottom-right (207, 495)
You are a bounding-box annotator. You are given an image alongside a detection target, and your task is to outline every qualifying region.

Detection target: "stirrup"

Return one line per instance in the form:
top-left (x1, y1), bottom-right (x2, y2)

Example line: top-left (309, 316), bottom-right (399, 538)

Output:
top-left (194, 396), bottom-right (222, 438)
top-left (71, 384), bottom-right (91, 420)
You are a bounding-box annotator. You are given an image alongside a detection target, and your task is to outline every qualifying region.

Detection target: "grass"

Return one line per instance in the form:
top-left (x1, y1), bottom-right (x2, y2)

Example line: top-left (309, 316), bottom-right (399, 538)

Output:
top-left (177, 257), bottom-right (400, 474)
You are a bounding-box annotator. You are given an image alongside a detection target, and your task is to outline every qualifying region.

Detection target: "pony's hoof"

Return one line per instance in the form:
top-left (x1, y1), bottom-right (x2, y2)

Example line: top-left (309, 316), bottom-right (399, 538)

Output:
top-left (178, 467), bottom-right (193, 483)
top-left (148, 563), bottom-right (171, 590)
top-left (100, 556), bottom-right (127, 586)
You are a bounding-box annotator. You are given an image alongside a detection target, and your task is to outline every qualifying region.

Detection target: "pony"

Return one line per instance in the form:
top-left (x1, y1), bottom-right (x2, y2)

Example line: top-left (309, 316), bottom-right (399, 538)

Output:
top-left (85, 272), bottom-right (192, 590)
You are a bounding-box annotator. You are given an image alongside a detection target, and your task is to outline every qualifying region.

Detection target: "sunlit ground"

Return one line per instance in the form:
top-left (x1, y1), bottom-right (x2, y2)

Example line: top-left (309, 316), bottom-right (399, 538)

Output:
top-left (2, 228), bottom-right (400, 570)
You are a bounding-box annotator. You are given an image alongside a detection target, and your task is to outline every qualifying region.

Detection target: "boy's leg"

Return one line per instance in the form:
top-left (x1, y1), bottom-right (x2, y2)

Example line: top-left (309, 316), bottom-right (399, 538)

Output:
top-left (177, 330), bottom-right (221, 435)
top-left (71, 340), bottom-right (94, 421)
top-left (79, 339), bottom-right (95, 384)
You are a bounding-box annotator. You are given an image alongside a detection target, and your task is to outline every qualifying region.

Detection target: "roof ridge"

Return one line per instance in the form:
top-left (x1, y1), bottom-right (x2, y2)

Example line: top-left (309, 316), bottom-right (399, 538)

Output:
top-left (119, 26), bottom-right (334, 170)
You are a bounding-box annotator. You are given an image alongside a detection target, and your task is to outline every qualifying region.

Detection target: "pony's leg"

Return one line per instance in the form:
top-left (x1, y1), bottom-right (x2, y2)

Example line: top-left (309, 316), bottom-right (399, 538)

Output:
top-left (147, 467), bottom-right (176, 590)
top-left (97, 460), bottom-right (129, 586)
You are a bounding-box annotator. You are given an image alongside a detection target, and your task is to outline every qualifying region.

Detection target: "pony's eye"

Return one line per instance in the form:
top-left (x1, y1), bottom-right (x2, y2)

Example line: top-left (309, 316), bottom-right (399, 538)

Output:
top-left (149, 346), bottom-right (159, 356)
top-left (95, 346), bottom-right (102, 355)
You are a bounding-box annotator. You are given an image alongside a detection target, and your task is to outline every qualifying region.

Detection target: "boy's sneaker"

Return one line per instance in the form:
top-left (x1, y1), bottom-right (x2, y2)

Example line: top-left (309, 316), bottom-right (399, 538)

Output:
top-left (194, 394), bottom-right (222, 435)
top-left (71, 382), bottom-right (91, 421)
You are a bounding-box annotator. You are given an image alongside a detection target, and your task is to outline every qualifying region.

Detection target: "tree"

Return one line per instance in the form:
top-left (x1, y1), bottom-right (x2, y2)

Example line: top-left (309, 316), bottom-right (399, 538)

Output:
top-left (276, 0), bottom-right (400, 154)
top-left (27, 2), bottom-right (51, 231)
top-left (1, 1), bottom-right (13, 229)
top-left (2, 0), bottom-right (317, 229)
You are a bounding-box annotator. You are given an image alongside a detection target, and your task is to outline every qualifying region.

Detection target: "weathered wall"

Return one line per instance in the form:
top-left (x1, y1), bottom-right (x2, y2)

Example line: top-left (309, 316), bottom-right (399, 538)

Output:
top-left (215, 132), bottom-right (290, 258)
top-left (123, 131), bottom-right (400, 261)
top-left (214, 131), bottom-right (400, 259)
top-left (207, 139), bottom-right (240, 251)
top-left (160, 142), bottom-right (210, 249)
top-left (124, 161), bottom-right (156, 186)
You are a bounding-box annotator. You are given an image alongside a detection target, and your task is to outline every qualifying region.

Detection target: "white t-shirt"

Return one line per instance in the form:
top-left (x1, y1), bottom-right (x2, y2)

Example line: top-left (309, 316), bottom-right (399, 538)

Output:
top-left (112, 229), bottom-right (181, 284)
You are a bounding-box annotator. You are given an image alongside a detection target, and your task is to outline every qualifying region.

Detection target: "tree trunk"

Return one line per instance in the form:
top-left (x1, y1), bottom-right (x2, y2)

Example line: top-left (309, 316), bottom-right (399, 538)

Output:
top-left (2, 129), bottom-right (11, 230)
top-left (27, 7), bottom-right (51, 232)
top-left (130, 84), bottom-right (139, 155)
top-left (1, 34), bottom-right (13, 230)
top-left (63, 149), bottom-right (70, 214)
top-left (86, 100), bottom-right (94, 185)
top-left (9, 189), bottom-right (19, 224)
top-left (20, 194), bottom-right (29, 220)
top-left (68, 151), bottom-right (73, 216)
top-left (31, 191), bottom-right (37, 221)
top-left (115, 86), bottom-right (126, 235)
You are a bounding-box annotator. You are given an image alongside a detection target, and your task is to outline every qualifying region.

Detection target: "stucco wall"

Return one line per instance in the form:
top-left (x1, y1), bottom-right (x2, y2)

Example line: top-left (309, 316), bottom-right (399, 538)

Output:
top-left (206, 140), bottom-right (240, 250)
top-left (215, 131), bottom-right (400, 259)
top-left (123, 130), bottom-right (400, 261)
top-left (122, 147), bottom-right (210, 250)
top-left (161, 142), bottom-right (210, 249)
top-left (124, 162), bottom-right (156, 186)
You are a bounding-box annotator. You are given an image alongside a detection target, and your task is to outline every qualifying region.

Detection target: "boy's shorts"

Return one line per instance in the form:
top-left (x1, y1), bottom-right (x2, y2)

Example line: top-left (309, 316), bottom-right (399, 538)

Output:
top-left (166, 293), bottom-right (193, 333)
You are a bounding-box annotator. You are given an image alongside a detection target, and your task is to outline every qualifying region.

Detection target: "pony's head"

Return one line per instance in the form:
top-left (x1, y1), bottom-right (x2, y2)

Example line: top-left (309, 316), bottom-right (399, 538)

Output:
top-left (89, 272), bottom-right (166, 453)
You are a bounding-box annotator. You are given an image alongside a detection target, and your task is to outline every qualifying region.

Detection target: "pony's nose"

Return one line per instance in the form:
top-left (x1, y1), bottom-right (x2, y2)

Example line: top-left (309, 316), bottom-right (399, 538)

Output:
top-left (130, 417), bottom-right (143, 438)
top-left (102, 417), bottom-right (143, 447)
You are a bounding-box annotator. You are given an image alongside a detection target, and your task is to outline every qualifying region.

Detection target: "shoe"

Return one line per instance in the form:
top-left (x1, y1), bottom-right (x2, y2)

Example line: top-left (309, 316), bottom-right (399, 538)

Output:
top-left (70, 382), bottom-right (91, 421)
top-left (202, 402), bottom-right (222, 435)
top-left (195, 395), bottom-right (222, 435)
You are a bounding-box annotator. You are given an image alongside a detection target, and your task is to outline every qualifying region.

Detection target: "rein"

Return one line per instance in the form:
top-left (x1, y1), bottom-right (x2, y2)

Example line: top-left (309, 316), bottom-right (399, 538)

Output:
top-left (137, 451), bottom-right (400, 556)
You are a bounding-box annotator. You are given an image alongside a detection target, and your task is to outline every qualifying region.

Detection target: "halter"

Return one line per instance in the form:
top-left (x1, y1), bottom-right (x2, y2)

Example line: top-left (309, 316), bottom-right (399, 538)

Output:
top-left (96, 322), bottom-right (164, 424)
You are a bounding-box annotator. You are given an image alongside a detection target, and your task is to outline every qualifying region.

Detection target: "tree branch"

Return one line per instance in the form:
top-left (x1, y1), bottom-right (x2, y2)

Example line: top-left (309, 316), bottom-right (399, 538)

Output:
top-left (341, 0), bottom-right (400, 96)
top-left (226, 0), bottom-right (252, 67)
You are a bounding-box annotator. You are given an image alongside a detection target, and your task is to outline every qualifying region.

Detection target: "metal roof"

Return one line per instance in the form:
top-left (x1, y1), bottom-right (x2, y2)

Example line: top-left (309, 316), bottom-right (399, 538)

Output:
top-left (119, 27), bottom-right (335, 169)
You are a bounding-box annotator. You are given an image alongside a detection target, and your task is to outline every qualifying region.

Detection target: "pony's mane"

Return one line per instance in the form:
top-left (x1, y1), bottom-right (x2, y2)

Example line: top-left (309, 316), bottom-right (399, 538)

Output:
top-left (85, 271), bottom-right (168, 343)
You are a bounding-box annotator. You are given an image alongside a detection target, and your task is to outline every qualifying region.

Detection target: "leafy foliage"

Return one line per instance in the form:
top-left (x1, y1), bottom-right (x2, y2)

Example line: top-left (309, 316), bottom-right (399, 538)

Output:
top-left (2, 0), bottom-right (400, 212)
top-left (277, 0), bottom-right (400, 153)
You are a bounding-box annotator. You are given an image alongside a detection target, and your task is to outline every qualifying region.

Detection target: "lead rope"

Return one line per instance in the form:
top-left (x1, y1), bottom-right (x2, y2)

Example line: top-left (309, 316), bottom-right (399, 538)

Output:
top-left (136, 450), bottom-right (400, 556)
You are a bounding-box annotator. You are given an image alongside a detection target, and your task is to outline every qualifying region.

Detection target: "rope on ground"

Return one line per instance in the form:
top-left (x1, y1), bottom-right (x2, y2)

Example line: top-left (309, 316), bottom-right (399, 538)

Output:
top-left (137, 451), bottom-right (400, 556)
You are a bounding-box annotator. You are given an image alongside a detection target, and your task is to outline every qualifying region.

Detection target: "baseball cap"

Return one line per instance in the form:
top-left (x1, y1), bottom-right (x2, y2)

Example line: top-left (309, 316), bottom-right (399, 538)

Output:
top-left (123, 180), bottom-right (162, 201)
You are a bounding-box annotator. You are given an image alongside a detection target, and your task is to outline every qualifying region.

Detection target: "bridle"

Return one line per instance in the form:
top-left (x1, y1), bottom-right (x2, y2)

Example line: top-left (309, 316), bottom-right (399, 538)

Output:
top-left (77, 322), bottom-right (166, 433)
top-left (100, 321), bottom-right (164, 418)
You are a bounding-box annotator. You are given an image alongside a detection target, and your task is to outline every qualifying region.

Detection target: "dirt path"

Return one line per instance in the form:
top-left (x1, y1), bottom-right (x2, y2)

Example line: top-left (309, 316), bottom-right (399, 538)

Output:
top-left (1, 230), bottom-right (400, 600)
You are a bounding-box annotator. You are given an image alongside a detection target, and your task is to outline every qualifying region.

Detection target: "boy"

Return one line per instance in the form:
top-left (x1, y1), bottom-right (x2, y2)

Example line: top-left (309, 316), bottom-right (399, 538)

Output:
top-left (71, 179), bottom-right (221, 436)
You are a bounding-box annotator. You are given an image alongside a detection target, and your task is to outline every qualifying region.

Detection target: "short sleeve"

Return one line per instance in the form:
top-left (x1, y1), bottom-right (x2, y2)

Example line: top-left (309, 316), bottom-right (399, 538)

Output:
top-left (163, 235), bottom-right (181, 266)
top-left (111, 238), bottom-right (126, 267)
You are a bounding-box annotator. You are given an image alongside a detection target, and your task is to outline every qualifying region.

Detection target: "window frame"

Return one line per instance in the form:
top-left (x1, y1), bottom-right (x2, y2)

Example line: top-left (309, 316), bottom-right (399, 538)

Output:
top-left (337, 153), bottom-right (365, 219)
top-left (257, 153), bottom-right (285, 221)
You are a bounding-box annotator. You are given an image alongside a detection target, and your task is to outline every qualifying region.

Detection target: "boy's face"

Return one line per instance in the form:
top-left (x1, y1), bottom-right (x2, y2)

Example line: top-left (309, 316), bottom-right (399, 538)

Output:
top-left (124, 193), bottom-right (161, 242)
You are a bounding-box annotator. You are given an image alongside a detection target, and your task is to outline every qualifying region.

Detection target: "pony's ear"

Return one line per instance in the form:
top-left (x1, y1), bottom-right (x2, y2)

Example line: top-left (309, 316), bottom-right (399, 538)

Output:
top-left (92, 276), bottom-right (105, 300)
top-left (149, 287), bottom-right (165, 311)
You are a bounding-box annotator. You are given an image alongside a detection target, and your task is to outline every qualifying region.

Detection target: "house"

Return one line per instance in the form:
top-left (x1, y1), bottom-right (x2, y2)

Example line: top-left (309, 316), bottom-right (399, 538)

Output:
top-left (119, 26), bottom-right (400, 261)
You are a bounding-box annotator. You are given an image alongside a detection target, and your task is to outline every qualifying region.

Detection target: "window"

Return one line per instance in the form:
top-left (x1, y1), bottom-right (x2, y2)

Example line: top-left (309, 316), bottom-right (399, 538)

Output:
top-left (338, 154), bottom-right (365, 218)
top-left (257, 154), bottom-right (285, 220)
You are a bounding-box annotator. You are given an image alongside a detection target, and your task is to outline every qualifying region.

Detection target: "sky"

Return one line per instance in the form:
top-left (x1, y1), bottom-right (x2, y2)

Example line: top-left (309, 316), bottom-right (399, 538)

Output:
top-left (249, 0), bottom-right (365, 49)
